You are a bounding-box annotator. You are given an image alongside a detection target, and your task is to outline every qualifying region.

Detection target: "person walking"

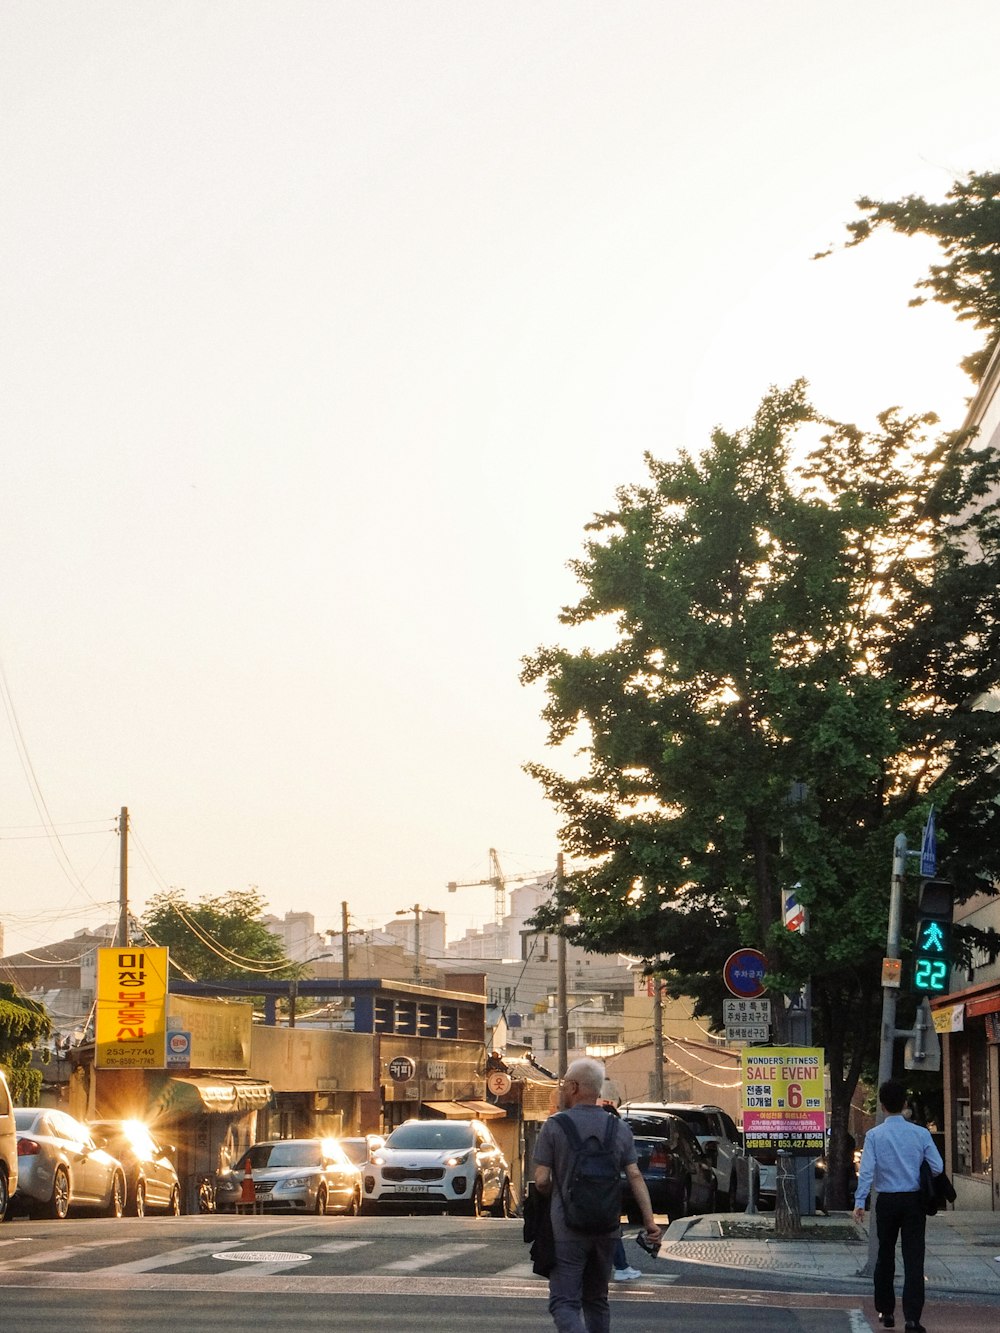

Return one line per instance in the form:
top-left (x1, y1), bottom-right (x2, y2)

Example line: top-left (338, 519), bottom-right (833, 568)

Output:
top-left (852, 1079), bottom-right (944, 1332)
top-left (533, 1057), bottom-right (661, 1332)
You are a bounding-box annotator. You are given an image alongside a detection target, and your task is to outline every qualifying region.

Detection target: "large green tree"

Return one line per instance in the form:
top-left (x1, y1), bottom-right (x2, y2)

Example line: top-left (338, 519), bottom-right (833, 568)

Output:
top-left (0, 982), bottom-right (51, 1103)
top-left (139, 886), bottom-right (298, 983)
top-left (522, 382), bottom-right (1000, 1205)
top-left (821, 169), bottom-right (1000, 382)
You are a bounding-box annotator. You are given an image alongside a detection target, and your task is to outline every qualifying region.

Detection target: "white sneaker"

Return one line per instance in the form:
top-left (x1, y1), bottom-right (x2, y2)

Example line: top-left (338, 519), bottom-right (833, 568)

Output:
top-left (613, 1267), bottom-right (642, 1281)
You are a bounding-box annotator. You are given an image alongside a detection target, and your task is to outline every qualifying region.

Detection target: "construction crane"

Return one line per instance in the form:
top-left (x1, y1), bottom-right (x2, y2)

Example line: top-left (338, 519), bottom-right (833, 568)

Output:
top-left (447, 847), bottom-right (548, 928)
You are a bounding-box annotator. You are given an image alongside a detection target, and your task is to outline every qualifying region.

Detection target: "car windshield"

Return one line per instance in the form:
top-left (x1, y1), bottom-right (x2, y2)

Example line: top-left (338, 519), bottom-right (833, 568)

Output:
top-left (671, 1111), bottom-right (713, 1136)
top-left (385, 1123), bottom-right (474, 1151)
top-left (244, 1142), bottom-right (322, 1169)
top-left (340, 1138), bottom-right (369, 1165)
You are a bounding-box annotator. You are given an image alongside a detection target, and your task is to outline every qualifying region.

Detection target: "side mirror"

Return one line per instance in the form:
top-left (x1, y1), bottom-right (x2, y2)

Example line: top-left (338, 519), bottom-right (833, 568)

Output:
top-left (704, 1142), bottom-right (719, 1165)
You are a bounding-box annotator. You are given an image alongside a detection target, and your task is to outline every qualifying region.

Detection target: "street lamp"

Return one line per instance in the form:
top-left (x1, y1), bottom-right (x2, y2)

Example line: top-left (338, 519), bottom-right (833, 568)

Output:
top-left (395, 904), bottom-right (442, 982)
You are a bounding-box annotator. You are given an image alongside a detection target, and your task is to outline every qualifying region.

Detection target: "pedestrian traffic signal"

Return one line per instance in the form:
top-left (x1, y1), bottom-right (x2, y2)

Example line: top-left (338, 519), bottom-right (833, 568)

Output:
top-left (912, 878), bottom-right (953, 995)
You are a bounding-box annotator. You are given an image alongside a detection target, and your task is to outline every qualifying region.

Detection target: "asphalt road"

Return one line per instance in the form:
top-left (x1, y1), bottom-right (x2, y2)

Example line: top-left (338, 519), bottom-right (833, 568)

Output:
top-left (0, 1211), bottom-right (987, 1332)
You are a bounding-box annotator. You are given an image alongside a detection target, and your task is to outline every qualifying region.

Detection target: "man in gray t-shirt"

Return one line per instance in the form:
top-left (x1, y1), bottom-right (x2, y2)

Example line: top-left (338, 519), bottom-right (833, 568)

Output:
top-left (533, 1058), bottom-right (661, 1333)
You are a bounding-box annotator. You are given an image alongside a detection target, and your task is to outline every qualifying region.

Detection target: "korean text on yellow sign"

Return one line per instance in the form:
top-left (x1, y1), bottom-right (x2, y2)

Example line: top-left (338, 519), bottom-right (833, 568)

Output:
top-left (741, 1045), bottom-right (826, 1153)
top-left (95, 946), bottom-right (169, 1068)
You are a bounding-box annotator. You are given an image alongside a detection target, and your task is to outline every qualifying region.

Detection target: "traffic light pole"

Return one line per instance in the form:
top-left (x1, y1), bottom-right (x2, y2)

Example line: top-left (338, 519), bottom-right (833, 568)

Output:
top-left (860, 832), bottom-right (909, 1277)
top-left (877, 833), bottom-right (909, 1092)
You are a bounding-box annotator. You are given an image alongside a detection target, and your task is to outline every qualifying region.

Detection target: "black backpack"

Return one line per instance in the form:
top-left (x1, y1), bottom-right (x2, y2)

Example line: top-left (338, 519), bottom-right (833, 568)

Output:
top-left (553, 1112), bottom-right (622, 1234)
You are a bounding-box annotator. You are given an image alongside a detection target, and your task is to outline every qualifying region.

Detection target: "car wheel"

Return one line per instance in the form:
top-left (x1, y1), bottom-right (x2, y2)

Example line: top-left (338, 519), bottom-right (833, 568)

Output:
top-left (489, 1178), bottom-right (512, 1218)
top-left (106, 1172), bottom-right (126, 1218)
top-left (130, 1179), bottom-right (146, 1218)
top-left (48, 1166), bottom-right (70, 1220)
top-left (314, 1186), bottom-right (328, 1215)
top-left (168, 1186), bottom-right (181, 1216)
top-left (344, 1186), bottom-right (361, 1217)
top-left (460, 1179), bottom-right (484, 1218)
top-left (0, 1169), bottom-right (8, 1221)
top-left (667, 1180), bottom-right (690, 1224)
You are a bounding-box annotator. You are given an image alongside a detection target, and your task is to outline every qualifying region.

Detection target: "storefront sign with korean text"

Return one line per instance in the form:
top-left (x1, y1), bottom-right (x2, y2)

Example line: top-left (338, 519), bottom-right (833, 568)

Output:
top-left (741, 1045), bottom-right (826, 1154)
top-left (95, 946), bottom-right (168, 1068)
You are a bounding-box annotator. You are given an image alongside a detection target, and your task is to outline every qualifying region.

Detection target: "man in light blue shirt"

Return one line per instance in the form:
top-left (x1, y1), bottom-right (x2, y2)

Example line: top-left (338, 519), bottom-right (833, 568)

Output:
top-left (853, 1079), bottom-right (943, 1332)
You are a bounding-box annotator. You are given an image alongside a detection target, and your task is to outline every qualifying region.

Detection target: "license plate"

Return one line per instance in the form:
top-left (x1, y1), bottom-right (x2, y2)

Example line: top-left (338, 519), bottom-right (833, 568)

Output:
top-left (396, 1184), bottom-right (428, 1194)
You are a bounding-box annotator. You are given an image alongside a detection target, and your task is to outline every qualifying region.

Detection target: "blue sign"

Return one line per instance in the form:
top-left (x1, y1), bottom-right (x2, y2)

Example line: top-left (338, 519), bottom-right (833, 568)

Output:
top-left (724, 948), bottom-right (768, 998)
top-left (920, 805), bottom-right (937, 878)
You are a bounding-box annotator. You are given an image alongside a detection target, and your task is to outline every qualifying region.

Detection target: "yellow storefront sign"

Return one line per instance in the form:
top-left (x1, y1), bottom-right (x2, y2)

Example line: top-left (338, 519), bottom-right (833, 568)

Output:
top-left (95, 946), bottom-right (169, 1068)
top-left (741, 1045), bottom-right (826, 1153)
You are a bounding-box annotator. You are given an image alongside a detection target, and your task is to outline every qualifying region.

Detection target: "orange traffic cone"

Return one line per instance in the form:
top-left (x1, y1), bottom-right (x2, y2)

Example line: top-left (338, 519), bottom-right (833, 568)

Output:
top-left (240, 1159), bottom-right (255, 1206)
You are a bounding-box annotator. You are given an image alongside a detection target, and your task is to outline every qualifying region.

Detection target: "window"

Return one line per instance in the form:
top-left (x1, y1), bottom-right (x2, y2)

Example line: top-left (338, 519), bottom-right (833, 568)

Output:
top-left (953, 1020), bottom-right (992, 1178)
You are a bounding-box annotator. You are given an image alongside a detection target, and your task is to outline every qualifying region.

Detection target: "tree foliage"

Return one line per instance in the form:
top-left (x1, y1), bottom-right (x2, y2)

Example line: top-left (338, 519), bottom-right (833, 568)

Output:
top-left (0, 982), bottom-right (51, 1103)
top-left (522, 382), bottom-right (1000, 1202)
top-left (822, 170), bottom-right (1000, 381)
top-left (139, 886), bottom-right (299, 982)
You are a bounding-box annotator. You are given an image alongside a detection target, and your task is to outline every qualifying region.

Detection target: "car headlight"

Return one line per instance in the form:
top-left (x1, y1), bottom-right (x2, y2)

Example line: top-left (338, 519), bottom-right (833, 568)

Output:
top-left (444, 1151), bottom-right (472, 1168)
top-left (281, 1176), bottom-right (309, 1189)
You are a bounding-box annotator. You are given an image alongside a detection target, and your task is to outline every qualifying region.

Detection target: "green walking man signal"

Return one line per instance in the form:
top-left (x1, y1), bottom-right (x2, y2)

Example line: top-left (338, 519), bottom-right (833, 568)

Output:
top-left (912, 878), bottom-right (954, 995)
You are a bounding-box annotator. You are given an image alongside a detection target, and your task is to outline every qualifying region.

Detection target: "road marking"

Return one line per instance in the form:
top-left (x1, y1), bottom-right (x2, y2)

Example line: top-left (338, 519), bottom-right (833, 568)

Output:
top-left (311, 1239), bottom-right (374, 1254)
top-left (95, 1241), bottom-right (244, 1275)
top-left (383, 1242), bottom-right (490, 1272)
top-left (214, 1250), bottom-right (312, 1263)
top-left (847, 1311), bottom-right (870, 1333)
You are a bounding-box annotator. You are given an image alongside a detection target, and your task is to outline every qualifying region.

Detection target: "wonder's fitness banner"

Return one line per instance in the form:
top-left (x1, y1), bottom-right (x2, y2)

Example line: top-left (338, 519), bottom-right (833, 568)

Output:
top-left (95, 947), bottom-right (169, 1068)
top-left (741, 1046), bottom-right (826, 1154)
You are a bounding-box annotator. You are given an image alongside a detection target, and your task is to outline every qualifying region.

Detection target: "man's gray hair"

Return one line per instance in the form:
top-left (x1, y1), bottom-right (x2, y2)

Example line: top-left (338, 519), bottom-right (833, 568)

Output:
top-left (564, 1056), bottom-right (606, 1095)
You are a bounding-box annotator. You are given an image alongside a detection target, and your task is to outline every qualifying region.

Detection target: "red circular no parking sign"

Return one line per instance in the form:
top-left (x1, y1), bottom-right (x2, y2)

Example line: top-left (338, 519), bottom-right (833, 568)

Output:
top-left (723, 948), bottom-right (768, 998)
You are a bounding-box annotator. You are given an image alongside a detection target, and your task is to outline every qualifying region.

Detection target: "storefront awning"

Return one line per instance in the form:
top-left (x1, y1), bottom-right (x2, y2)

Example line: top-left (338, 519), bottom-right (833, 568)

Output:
top-left (160, 1076), bottom-right (273, 1114)
top-left (422, 1099), bottom-right (506, 1120)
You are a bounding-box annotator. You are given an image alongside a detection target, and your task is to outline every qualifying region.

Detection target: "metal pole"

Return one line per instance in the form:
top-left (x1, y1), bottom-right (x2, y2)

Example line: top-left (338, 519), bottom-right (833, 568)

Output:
top-left (117, 806), bottom-right (129, 948)
top-left (341, 900), bottom-right (350, 980)
top-left (859, 832), bottom-right (908, 1277)
top-left (556, 853), bottom-right (568, 1081)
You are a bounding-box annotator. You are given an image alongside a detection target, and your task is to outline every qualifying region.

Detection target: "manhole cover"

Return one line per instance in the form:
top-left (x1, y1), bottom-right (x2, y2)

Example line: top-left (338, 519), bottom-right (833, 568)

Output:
top-left (213, 1250), bottom-right (311, 1264)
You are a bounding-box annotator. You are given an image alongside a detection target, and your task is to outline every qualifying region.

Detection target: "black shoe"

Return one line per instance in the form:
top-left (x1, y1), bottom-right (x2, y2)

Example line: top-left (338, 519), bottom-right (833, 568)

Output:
top-left (904, 1323), bottom-right (926, 1332)
top-left (878, 1316), bottom-right (895, 1329)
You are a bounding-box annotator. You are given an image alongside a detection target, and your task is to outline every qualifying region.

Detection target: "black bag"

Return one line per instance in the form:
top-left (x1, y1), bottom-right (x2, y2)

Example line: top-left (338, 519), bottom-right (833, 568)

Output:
top-left (920, 1159), bottom-right (957, 1215)
top-left (553, 1112), bottom-right (621, 1235)
top-left (522, 1184), bottom-right (555, 1276)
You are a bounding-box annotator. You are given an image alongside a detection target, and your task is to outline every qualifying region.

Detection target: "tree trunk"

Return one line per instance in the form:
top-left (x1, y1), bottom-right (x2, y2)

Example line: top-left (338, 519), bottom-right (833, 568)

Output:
top-left (774, 1151), bottom-right (802, 1237)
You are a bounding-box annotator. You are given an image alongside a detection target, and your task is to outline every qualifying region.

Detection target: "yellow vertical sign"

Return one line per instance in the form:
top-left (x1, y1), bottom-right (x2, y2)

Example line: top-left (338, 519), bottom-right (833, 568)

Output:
top-left (95, 947), bottom-right (169, 1068)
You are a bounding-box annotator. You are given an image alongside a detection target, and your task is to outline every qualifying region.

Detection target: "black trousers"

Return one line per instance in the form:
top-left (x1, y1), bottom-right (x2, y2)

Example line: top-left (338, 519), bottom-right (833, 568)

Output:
top-left (874, 1190), bottom-right (926, 1323)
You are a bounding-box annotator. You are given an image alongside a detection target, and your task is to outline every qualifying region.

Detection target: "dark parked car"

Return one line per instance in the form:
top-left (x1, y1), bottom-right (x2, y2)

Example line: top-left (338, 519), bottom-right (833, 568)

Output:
top-left (619, 1109), bottom-right (717, 1222)
top-left (12, 1108), bottom-right (126, 1219)
top-left (622, 1102), bottom-right (745, 1208)
top-left (215, 1138), bottom-right (362, 1215)
top-left (89, 1119), bottom-right (181, 1216)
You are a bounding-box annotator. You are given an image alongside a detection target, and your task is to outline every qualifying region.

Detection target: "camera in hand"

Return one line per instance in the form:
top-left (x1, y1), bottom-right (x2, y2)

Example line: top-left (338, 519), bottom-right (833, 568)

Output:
top-left (635, 1230), bottom-right (660, 1258)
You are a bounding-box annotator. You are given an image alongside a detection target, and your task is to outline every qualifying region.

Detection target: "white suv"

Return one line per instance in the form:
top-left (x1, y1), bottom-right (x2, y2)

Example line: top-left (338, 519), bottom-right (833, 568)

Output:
top-left (363, 1118), bottom-right (511, 1217)
top-left (621, 1102), bottom-right (745, 1208)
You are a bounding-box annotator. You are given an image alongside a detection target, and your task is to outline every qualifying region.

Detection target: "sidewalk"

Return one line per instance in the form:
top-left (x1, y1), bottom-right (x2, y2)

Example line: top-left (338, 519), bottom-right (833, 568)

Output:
top-left (657, 1209), bottom-right (1000, 1297)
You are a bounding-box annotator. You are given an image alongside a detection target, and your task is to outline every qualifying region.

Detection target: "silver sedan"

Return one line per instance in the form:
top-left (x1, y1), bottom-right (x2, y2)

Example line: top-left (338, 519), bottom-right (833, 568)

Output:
top-left (12, 1108), bottom-right (126, 1219)
top-left (215, 1138), bottom-right (362, 1215)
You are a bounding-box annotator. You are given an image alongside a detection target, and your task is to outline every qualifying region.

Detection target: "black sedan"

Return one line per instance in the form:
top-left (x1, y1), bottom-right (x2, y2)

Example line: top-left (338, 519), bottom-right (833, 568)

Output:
top-left (620, 1110), bottom-right (717, 1222)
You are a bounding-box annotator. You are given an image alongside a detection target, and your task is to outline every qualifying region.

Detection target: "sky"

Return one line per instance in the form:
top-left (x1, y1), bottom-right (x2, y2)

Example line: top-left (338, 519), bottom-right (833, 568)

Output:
top-left (2, 1), bottom-right (999, 957)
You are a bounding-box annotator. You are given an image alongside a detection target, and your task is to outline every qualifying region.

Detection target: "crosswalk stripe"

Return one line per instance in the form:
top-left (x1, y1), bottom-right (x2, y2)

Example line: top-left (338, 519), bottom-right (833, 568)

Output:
top-left (383, 1242), bottom-right (490, 1272)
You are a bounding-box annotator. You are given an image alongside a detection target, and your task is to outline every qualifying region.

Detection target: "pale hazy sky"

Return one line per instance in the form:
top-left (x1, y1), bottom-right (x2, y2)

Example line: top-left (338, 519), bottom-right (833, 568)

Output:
top-left (2, 1), bottom-right (998, 956)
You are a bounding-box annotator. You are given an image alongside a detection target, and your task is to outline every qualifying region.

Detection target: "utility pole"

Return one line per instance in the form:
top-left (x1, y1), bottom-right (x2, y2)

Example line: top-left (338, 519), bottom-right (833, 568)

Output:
top-left (859, 831), bottom-right (909, 1277)
top-left (117, 806), bottom-right (129, 948)
top-left (341, 900), bottom-right (350, 980)
top-left (651, 972), bottom-right (665, 1100)
top-left (396, 904), bottom-right (440, 982)
top-left (556, 852), bottom-right (568, 1082)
